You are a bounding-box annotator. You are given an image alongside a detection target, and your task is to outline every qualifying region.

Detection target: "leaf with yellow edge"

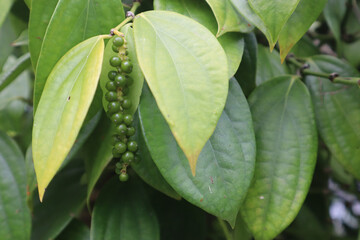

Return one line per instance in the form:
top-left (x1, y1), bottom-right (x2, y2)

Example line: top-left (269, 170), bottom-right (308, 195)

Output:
top-left (133, 11), bottom-right (228, 175)
top-left (32, 35), bottom-right (105, 201)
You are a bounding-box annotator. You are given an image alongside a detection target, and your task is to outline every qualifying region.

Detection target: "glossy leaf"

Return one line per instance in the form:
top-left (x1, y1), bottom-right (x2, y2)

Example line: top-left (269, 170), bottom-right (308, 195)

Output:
top-left (29, 0), bottom-right (124, 110)
top-left (235, 32), bottom-right (257, 97)
top-left (305, 55), bottom-right (360, 179)
top-left (0, 131), bottom-right (31, 240)
top-left (205, 0), bottom-right (254, 36)
top-left (84, 115), bottom-right (114, 205)
top-left (32, 36), bottom-right (105, 201)
top-left (90, 178), bottom-right (160, 240)
top-left (31, 162), bottom-right (86, 240)
top-left (278, 0), bottom-right (328, 61)
top-left (99, 24), bottom-right (144, 116)
top-left (241, 76), bottom-right (317, 240)
top-left (132, 112), bottom-right (180, 200)
top-left (134, 11), bottom-right (229, 173)
top-left (0, 53), bottom-right (30, 91)
top-left (154, 0), bottom-right (244, 78)
top-left (248, 0), bottom-right (300, 48)
top-left (139, 79), bottom-right (255, 226)
top-left (256, 45), bottom-right (289, 86)
top-left (229, 0), bottom-right (273, 47)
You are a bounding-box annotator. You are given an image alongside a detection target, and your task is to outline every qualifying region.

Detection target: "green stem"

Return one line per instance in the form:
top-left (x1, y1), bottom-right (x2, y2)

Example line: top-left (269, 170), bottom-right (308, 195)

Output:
top-left (114, 2), bottom-right (140, 30)
top-left (218, 218), bottom-right (232, 240)
top-left (287, 57), bottom-right (360, 86)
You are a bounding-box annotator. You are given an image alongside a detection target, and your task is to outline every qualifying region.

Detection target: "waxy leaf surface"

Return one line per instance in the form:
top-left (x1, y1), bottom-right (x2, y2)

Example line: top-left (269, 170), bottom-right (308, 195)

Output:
top-left (134, 11), bottom-right (229, 174)
top-left (139, 79), bottom-right (255, 226)
top-left (32, 36), bottom-right (104, 201)
top-left (241, 76), bottom-right (317, 240)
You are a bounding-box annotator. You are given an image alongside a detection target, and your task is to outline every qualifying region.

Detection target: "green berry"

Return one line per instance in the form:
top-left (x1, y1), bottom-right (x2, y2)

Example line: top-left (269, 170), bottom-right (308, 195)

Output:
top-left (123, 114), bottom-right (133, 125)
top-left (111, 113), bottom-right (124, 125)
top-left (126, 127), bottom-right (135, 137)
top-left (113, 36), bottom-right (124, 47)
top-left (121, 60), bottom-right (133, 73)
top-left (111, 135), bottom-right (121, 145)
top-left (126, 76), bottom-right (134, 86)
top-left (122, 87), bottom-right (129, 95)
top-left (107, 101), bottom-right (121, 114)
top-left (115, 168), bottom-right (121, 174)
top-left (114, 74), bottom-right (127, 87)
top-left (115, 162), bottom-right (122, 169)
top-left (114, 142), bottom-right (127, 154)
top-left (121, 151), bottom-right (134, 163)
top-left (106, 81), bottom-right (117, 91)
top-left (127, 141), bottom-right (138, 152)
top-left (110, 56), bottom-right (121, 67)
top-left (112, 148), bottom-right (122, 158)
top-left (119, 172), bottom-right (129, 182)
top-left (105, 91), bottom-right (117, 102)
top-left (112, 44), bottom-right (119, 53)
top-left (122, 99), bottom-right (132, 109)
top-left (108, 71), bottom-right (117, 80)
top-left (115, 124), bottom-right (127, 135)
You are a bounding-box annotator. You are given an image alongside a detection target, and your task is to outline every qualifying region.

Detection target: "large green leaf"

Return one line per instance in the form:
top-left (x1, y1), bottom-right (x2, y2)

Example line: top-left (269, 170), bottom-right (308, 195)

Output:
top-left (0, 131), bottom-right (30, 240)
top-left (31, 162), bottom-right (86, 240)
top-left (305, 55), bottom-right (360, 179)
top-left (139, 79), bottom-right (255, 226)
top-left (154, 0), bottom-right (244, 78)
top-left (132, 112), bottom-right (180, 200)
top-left (248, 0), bottom-right (300, 47)
top-left (84, 115), bottom-right (114, 205)
top-left (205, 0), bottom-right (254, 36)
top-left (134, 11), bottom-right (229, 173)
top-left (29, 0), bottom-right (124, 110)
top-left (278, 0), bottom-right (328, 61)
top-left (32, 36), bottom-right (105, 201)
top-left (256, 45), bottom-right (289, 86)
top-left (90, 178), bottom-right (160, 240)
top-left (99, 24), bottom-right (144, 116)
top-left (235, 32), bottom-right (257, 97)
top-left (229, 0), bottom-right (273, 47)
top-left (241, 76), bottom-right (317, 240)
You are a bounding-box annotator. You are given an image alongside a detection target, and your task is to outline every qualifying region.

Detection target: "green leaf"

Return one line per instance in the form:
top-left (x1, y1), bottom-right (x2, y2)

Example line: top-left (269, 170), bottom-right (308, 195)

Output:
top-left (99, 24), bottom-right (144, 116)
top-left (154, 0), bottom-right (244, 78)
top-left (84, 115), bottom-right (114, 206)
top-left (0, 53), bottom-right (30, 91)
top-left (11, 29), bottom-right (28, 47)
top-left (205, 0), bottom-right (254, 36)
top-left (32, 36), bottom-right (105, 201)
top-left (0, 131), bottom-right (31, 240)
top-left (56, 220), bottom-right (90, 240)
top-left (248, 0), bottom-right (300, 48)
top-left (235, 32), bottom-right (257, 97)
top-left (305, 55), bottom-right (360, 179)
top-left (241, 76), bottom-right (317, 240)
top-left (323, 0), bottom-right (347, 54)
top-left (134, 11), bottom-right (229, 173)
top-left (90, 178), bottom-right (160, 240)
top-left (139, 79), bottom-right (255, 226)
top-left (256, 45), bottom-right (289, 86)
top-left (0, 0), bottom-right (13, 28)
top-left (290, 36), bottom-right (320, 58)
top-left (31, 161), bottom-right (86, 240)
top-left (25, 146), bottom-right (37, 209)
top-left (229, 0), bottom-right (273, 47)
top-left (132, 112), bottom-right (180, 200)
top-left (29, 0), bottom-right (124, 110)
top-left (278, 0), bottom-right (328, 61)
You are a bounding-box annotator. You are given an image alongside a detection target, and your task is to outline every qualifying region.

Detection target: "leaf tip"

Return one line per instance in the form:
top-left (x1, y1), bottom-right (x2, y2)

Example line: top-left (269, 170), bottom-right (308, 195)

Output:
top-left (187, 153), bottom-right (200, 176)
top-left (38, 187), bottom-right (45, 202)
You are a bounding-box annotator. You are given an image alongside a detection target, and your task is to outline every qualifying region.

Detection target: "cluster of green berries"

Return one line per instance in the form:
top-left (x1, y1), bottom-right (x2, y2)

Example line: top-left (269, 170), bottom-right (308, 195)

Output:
top-left (106, 34), bottom-right (138, 182)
